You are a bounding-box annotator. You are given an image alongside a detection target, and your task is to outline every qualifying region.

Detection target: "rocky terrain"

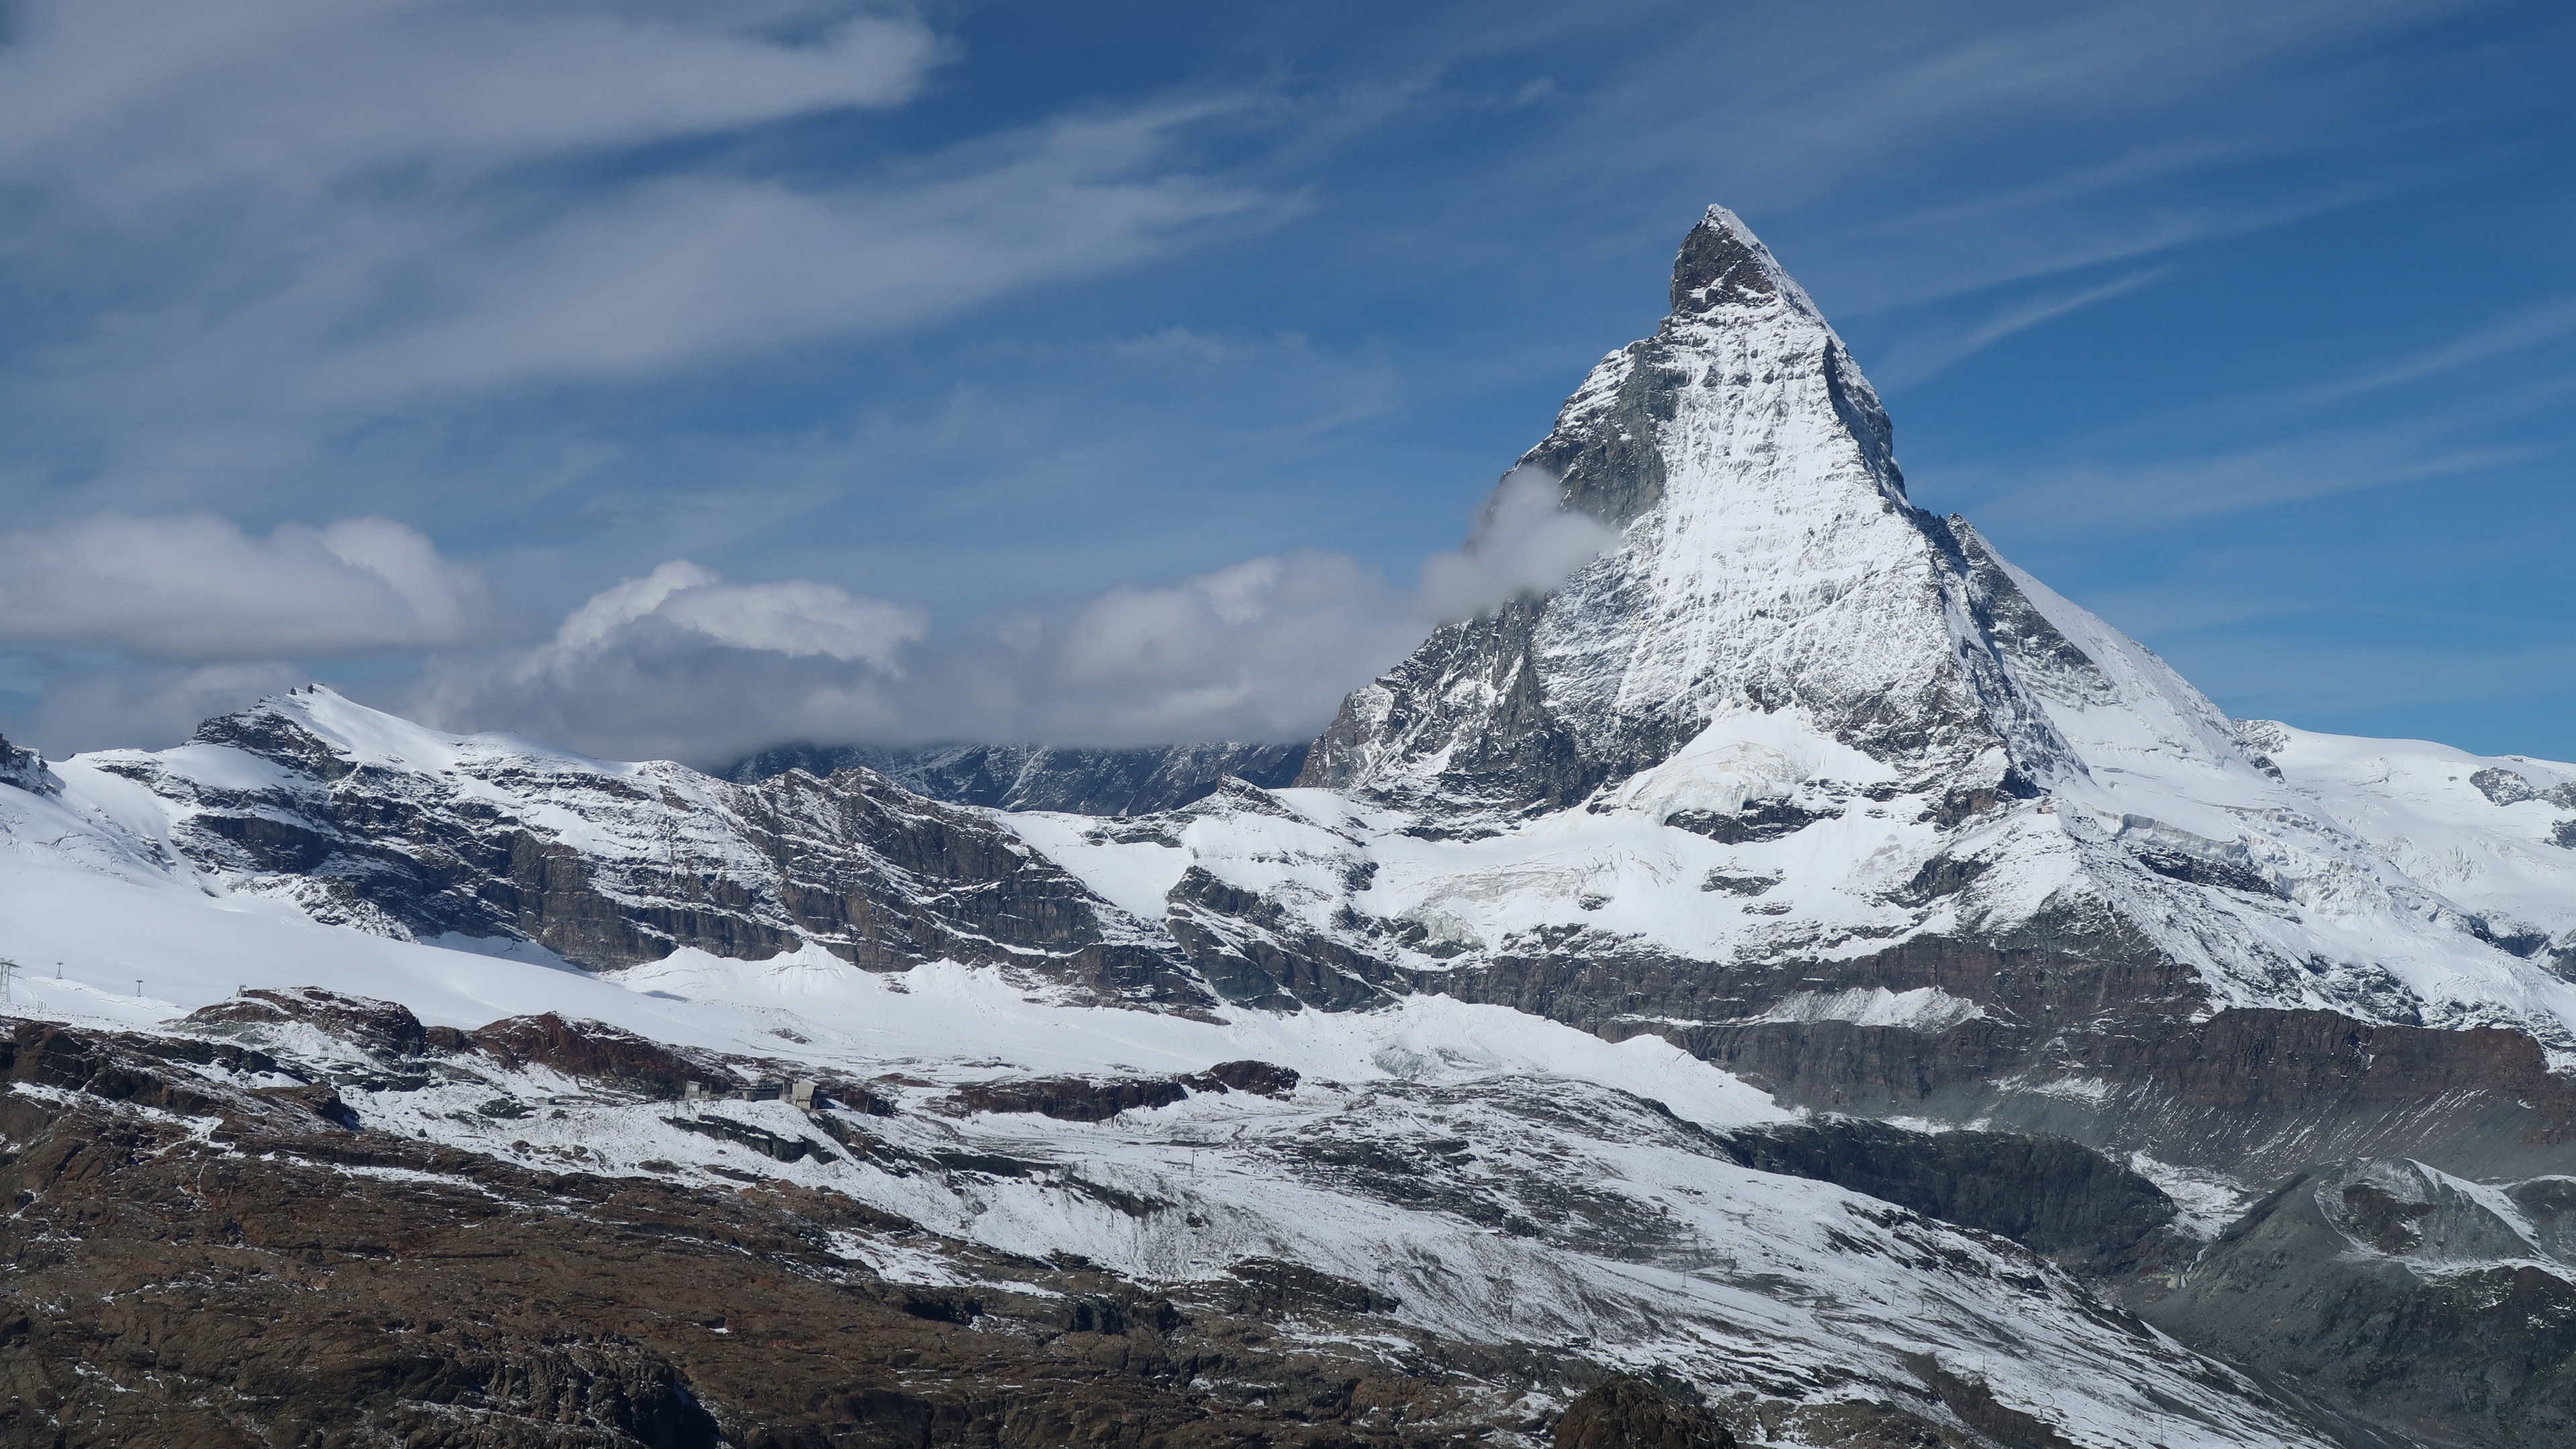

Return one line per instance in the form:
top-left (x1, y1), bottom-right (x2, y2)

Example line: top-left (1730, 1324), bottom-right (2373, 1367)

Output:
top-left (1, 994), bottom-right (2332, 1448)
top-left (4, 207), bottom-right (2573, 1447)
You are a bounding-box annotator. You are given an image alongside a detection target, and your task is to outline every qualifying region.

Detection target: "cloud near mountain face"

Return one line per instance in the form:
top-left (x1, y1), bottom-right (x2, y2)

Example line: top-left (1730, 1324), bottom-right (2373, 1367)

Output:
top-left (405, 472), bottom-right (1622, 765)
top-left (0, 472), bottom-right (1620, 764)
top-left (413, 551), bottom-right (1424, 765)
top-left (1415, 466), bottom-right (1619, 623)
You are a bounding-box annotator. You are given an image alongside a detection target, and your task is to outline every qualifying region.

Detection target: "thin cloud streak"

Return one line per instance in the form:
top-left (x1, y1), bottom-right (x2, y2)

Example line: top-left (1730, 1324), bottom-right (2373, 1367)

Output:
top-left (1952, 433), bottom-right (2537, 535)
top-left (1873, 266), bottom-right (2173, 390)
top-left (0, 1), bottom-right (943, 197)
top-left (2299, 296), bottom-right (2576, 405)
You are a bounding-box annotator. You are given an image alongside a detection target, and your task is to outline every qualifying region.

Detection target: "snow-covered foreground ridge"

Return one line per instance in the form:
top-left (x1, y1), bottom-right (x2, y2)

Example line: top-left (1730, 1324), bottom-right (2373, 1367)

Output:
top-left (5, 205), bottom-right (2576, 1446)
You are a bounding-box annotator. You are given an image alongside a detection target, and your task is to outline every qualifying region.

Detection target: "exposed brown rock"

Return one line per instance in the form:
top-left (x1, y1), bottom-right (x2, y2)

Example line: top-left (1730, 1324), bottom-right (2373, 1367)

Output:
top-left (470, 1012), bottom-right (702, 1096)
top-left (1185, 1059), bottom-right (1302, 1097)
top-left (951, 1073), bottom-right (1189, 1122)
top-left (189, 985), bottom-right (429, 1057)
top-left (1553, 1375), bottom-right (1735, 1449)
top-left (0, 1015), bottom-right (1567, 1448)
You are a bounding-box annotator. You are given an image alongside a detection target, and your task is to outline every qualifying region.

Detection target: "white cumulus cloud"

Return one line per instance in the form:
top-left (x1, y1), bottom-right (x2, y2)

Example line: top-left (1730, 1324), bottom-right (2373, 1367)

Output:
top-left (404, 470), bottom-right (1623, 763)
top-left (537, 559), bottom-right (927, 668)
top-left (0, 513), bottom-right (487, 660)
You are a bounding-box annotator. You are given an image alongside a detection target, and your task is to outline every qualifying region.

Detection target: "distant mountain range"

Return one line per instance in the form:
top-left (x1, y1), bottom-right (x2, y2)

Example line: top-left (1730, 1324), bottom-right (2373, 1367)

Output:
top-left (723, 739), bottom-right (1310, 816)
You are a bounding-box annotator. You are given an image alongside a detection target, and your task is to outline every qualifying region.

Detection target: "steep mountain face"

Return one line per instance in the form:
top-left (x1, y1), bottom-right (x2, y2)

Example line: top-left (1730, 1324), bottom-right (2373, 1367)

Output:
top-left (727, 740), bottom-right (1311, 816)
top-left (3, 206), bottom-right (2574, 1449)
top-left (1299, 208), bottom-right (2067, 818)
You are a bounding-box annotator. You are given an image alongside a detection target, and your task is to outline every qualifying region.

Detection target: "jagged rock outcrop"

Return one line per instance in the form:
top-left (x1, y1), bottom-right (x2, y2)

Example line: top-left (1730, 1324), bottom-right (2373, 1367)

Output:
top-left (2142, 1158), bottom-right (2576, 1448)
top-left (0, 731), bottom-right (56, 795)
top-left (1554, 1377), bottom-right (1737, 1449)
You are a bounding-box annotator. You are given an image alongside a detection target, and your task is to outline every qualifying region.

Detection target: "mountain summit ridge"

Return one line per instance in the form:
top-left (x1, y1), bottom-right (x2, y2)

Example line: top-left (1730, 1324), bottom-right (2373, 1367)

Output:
top-left (1297, 204), bottom-right (2070, 816)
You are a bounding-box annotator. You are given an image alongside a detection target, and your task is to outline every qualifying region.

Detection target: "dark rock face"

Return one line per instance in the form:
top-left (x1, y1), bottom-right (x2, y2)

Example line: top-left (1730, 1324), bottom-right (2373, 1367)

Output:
top-left (1553, 1376), bottom-right (1735, 1449)
top-left (1297, 596), bottom-right (1664, 813)
top-left (943, 1065), bottom-right (1297, 1122)
top-left (1165, 863), bottom-right (1406, 1011)
top-left (725, 740), bottom-right (1311, 816)
top-left (951, 1074), bottom-right (1191, 1122)
top-left (1188, 1059), bottom-right (1302, 1097)
top-left (2144, 1159), bottom-right (2576, 1448)
top-left (0, 731), bottom-right (55, 794)
top-left (663, 1110), bottom-right (836, 1163)
top-left (2476, 767), bottom-right (2538, 806)
top-left (1661, 798), bottom-right (1841, 843)
top-left (189, 985), bottom-right (431, 1057)
top-left (1219, 1258), bottom-right (1400, 1318)
top-left (1719, 1118), bottom-right (2180, 1274)
top-left (2471, 765), bottom-right (2576, 810)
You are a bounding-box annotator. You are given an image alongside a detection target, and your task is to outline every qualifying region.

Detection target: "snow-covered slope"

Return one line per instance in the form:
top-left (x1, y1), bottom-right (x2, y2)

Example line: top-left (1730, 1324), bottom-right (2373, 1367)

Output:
top-left (1, 735), bottom-right (2348, 1444)
top-left (2245, 722), bottom-right (2576, 961)
top-left (6, 947), bottom-right (2343, 1448)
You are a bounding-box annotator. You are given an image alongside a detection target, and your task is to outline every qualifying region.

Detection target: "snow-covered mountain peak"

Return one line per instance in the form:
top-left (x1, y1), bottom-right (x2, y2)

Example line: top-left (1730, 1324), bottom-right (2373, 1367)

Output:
top-left (1303, 205), bottom-right (2057, 812)
top-left (187, 682), bottom-right (637, 781)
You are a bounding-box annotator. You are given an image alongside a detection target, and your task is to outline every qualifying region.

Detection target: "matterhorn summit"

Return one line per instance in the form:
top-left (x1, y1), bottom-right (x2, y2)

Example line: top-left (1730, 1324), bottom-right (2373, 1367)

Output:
top-left (1305, 205), bottom-right (2074, 818)
top-left (6, 207), bottom-right (2576, 1448)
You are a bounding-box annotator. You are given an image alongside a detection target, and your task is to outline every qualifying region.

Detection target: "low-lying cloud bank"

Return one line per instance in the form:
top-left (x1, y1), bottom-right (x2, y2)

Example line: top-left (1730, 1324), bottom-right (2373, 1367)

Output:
top-left (6, 471), bottom-right (1621, 765)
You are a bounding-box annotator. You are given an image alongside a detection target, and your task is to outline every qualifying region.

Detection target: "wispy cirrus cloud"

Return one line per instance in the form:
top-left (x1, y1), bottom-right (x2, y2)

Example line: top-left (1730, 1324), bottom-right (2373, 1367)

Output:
top-left (0, 2), bottom-right (1288, 462)
top-left (2298, 296), bottom-right (2576, 405)
top-left (0, 1), bottom-right (943, 199)
top-left (1950, 433), bottom-right (2536, 536)
top-left (1870, 266), bottom-right (2173, 390)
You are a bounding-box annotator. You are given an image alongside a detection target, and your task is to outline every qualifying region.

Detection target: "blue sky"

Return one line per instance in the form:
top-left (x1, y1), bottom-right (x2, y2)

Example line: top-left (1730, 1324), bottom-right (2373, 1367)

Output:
top-left (1, 0), bottom-right (2570, 765)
